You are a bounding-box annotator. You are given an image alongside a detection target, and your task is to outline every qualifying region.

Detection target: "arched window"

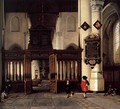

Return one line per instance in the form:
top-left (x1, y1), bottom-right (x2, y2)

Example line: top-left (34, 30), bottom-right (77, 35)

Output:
top-left (66, 16), bottom-right (76, 32)
top-left (113, 20), bottom-right (120, 64)
top-left (10, 16), bottom-right (20, 32)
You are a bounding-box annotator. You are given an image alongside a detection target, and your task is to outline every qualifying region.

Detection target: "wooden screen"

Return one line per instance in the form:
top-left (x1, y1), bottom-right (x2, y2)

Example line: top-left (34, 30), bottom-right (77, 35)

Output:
top-left (49, 54), bottom-right (57, 93)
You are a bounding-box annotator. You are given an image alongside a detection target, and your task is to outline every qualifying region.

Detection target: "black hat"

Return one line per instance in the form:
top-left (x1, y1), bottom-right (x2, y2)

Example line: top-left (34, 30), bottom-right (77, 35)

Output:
top-left (82, 76), bottom-right (87, 80)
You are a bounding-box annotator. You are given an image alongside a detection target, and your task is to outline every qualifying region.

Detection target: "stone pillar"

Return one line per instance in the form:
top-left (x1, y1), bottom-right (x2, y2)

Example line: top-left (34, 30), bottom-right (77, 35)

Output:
top-left (90, 0), bottom-right (105, 91)
top-left (0, 0), bottom-right (4, 101)
top-left (25, 15), bottom-right (31, 49)
top-left (78, 0), bottom-right (91, 81)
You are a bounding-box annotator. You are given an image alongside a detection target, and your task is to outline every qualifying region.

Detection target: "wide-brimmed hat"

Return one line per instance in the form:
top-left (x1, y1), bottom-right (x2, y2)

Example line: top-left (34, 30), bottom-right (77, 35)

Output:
top-left (82, 76), bottom-right (87, 80)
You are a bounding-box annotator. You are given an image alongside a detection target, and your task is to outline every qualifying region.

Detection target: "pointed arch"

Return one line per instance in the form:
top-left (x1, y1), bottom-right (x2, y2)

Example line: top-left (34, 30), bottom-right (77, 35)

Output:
top-left (66, 15), bottom-right (76, 32)
top-left (102, 3), bottom-right (120, 65)
top-left (102, 3), bottom-right (120, 37)
top-left (10, 16), bottom-right (20, 32)
top-left (102, 3), bottom-right (120, 90)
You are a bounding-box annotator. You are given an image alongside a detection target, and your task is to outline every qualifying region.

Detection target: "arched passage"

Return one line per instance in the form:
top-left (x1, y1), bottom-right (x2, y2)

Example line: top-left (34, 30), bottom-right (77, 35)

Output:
top-left (102, 3), bottom-right (120, 92)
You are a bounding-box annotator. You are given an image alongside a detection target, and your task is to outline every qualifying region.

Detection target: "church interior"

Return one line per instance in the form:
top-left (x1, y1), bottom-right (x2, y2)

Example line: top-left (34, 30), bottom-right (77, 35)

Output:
top-left (0, 0), bottom-right (120, 95)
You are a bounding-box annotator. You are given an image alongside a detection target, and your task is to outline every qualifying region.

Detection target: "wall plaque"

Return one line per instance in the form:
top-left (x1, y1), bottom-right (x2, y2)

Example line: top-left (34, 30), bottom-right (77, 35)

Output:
top-left (84, 34), bottom-right (101, 68)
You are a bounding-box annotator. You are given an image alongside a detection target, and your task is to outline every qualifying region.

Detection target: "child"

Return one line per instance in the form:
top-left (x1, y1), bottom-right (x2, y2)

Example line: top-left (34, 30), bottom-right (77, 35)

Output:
top-left (81, 76), bottom-right (89, 98)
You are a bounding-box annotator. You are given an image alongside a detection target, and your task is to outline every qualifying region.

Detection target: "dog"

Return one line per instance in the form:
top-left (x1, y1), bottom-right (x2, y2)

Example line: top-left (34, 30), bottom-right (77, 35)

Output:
top-left (1, 91), bottom-right (7, 102)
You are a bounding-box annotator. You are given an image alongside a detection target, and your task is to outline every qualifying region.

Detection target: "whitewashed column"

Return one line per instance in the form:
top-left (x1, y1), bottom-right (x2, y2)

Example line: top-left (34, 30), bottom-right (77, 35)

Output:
top-left (78, 0), bottom-right (91, 81)
top-left (21, 62), bottom-right (24, 80)
top-left (55, 13), bottom-right (63, 50)
top-left (63, 61), bottom-right (66, 80)
top-left (25, 15), bottom-right (31, 49)
top-left (90, 0), bottom-right (105, 91)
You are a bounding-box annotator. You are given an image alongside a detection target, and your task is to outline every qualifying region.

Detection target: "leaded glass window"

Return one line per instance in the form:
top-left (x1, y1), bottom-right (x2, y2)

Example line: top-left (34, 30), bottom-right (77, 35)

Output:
top-left (113, 20), bottom-right (120, 64)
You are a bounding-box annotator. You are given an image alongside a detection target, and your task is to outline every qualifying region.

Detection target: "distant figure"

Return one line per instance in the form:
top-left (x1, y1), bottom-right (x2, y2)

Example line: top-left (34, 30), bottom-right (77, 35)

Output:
top-left (81, 76), bottom-right (89, 98)
top-left (104, 84), bottom-right (117, 96)
top-left (5, 78), bottom-right (11, 94)
top-left (66, 80), bottom-right (74, 98)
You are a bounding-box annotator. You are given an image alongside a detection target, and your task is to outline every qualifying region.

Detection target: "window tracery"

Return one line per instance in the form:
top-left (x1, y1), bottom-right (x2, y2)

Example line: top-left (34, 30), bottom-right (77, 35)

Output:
top-left (113, 20), bottom-right (120, 64)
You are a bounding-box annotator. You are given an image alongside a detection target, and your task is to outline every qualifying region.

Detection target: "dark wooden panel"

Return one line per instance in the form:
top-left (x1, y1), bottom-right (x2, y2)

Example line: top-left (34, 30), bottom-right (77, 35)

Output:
top-left (11, 81), bottom-right (24, 92)
top-left (103, 66), bottom-right (120, 94)
top-left (57, 80), bottom-right (80, 93)
top-left (24, 80), bottom-right (32, 94)
top-left (28, 28), bottom-right (53, 50)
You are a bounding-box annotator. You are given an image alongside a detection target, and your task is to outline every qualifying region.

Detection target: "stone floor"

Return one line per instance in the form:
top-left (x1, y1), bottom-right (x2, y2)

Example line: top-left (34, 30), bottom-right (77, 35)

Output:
top-left (0, 92), bottom-right (120, 109)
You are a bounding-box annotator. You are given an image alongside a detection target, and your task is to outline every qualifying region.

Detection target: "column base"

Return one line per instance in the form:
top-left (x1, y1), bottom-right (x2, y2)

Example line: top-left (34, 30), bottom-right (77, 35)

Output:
top-left (90, 72), bottom-right (104, 91)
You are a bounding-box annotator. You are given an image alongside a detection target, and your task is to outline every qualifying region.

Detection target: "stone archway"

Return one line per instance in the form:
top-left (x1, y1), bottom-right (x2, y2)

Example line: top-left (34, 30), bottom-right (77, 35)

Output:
top-left (102, 3), bottom-right (120, 91)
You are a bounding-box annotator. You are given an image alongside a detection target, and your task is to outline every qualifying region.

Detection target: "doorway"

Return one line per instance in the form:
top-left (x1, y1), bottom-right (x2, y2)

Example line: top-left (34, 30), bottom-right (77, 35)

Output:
top-left (31, 60), bottom-right (50, 92)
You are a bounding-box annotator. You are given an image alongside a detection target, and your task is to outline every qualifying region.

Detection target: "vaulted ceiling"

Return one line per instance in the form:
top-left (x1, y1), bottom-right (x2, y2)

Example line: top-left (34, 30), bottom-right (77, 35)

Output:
top-left (4, 0), bottom-right (78, 30)
top-left (4, 0), bottom-right (78, 13)
top-left (4, 0), bottom-right (120, 13)
top-left (4, 0), bottom-right (120, 30)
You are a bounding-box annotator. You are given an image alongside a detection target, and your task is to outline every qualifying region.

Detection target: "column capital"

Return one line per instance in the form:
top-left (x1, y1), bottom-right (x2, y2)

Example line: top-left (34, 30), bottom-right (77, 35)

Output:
top-left (90, 0), bottom-right (105, 11)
